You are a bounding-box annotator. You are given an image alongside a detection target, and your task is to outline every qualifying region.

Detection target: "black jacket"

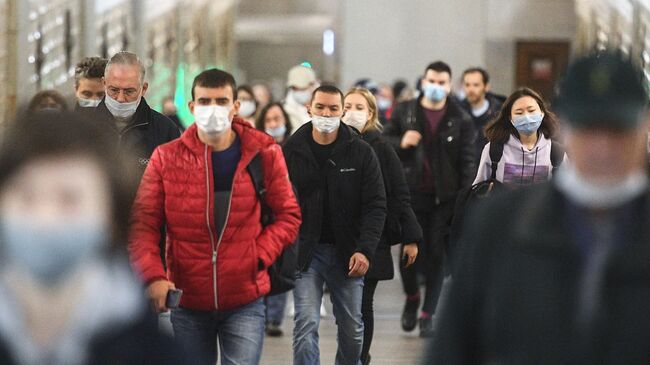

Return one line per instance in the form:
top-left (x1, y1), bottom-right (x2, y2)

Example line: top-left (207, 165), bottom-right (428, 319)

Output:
top-left (361, 129), bottom-right (422, 280)
top-left (94, 97), bottom-right (181, 173)
top-left (384, 96), bottom-right (476, 203)
top-left (460, 93), bottom-right (504, 164)
top-left (283, 123), bottom-right (387, 272)
top-left (428, 183), bottom-right (650, 364)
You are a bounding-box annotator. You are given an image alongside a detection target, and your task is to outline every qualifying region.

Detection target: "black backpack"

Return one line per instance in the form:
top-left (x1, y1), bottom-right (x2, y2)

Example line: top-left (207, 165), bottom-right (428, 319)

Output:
top-left (448, 140), bottom-right (564, 270)
top-left (246, 153), bottom-right (299, 296)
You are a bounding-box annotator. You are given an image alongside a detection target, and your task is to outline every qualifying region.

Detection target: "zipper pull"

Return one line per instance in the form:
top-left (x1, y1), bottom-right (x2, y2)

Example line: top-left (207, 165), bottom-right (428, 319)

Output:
top-left (212, 251), bottom-right (217, 264)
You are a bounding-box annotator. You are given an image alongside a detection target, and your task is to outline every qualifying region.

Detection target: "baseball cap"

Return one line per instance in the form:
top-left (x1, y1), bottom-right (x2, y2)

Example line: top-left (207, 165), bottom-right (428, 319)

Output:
top-left (555, 51), bottom-right (648, 130)
top-left (287, 65), bottom-right (317, 89)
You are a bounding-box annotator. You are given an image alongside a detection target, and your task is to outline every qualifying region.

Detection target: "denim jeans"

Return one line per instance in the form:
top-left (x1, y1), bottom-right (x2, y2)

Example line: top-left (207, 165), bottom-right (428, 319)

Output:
top-left (265, 292), bottom-right (288, 325)
top-left (170, 298), bottom-right (265, 365)
top-left (293, 244), bottom-right (364, 365)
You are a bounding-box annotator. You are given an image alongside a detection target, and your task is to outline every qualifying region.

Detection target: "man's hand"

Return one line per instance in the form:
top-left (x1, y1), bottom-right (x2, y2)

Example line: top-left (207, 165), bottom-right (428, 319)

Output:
top-left (400, 130), bottom-right (422, 149)
top-left (147, 279), bottom-right (175, 313)
top-left (402, 243), bottom-right (418, 268)
top-left (348, 252), bottom-right (370, 277)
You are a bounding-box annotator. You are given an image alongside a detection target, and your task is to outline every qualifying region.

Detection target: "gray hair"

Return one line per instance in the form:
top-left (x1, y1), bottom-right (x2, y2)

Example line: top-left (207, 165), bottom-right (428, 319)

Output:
top-left (74, 56), bottom-right (108, 87)
top-left (105, 51), bottom-right (146, 85)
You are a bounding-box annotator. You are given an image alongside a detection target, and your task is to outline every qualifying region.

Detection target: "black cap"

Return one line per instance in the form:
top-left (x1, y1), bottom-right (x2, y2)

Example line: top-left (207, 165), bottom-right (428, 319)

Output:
top-left (555, 51), bottom-right (648, 130)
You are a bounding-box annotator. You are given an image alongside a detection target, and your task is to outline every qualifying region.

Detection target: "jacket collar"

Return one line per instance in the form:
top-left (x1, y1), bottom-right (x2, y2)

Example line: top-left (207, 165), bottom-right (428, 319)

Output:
top-left (285, 121), bottom-right (356, 161)
top-left (361, 129), bottom-right (381, 144)
top-left (96, 96), bottom-right (152, 130)
top-left (180, 117), bottom-right (275, 164)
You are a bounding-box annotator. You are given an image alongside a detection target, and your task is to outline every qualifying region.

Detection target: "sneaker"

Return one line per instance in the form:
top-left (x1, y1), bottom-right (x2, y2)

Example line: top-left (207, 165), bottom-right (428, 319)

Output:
top-left (419, 316), bottom-right (434, 338)
top-left (265, 323), bottom-right (283, 337)
top-left (401, 296), bottom-right (420, 332)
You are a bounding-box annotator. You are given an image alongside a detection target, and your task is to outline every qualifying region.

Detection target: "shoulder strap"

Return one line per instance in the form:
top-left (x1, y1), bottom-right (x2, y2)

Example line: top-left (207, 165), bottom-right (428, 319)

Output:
top-left (550, 141), bottom-right (565, 172)
top-left (246, 153), bottom-right (265, 201)
top-left (488, 142), bottom-right (505, 180)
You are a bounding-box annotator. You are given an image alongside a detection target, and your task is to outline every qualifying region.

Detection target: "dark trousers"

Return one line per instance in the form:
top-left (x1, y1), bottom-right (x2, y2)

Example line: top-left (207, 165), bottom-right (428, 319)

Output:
top-left (361, 278), bottom-right (379, 362)
top-left (399, 194), bottom-right (450, 315)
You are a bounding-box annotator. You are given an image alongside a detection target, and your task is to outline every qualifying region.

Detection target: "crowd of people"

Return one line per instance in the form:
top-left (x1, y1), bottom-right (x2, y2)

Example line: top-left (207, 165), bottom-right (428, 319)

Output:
top-left (3, 47), bottom-right (650, 365)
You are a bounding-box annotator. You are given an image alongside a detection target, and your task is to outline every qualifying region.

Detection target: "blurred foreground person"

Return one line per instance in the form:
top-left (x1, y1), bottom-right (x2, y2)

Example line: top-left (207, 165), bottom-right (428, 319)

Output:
top-left (0, 111), bottom-right (190, 364)
top-left (428, 51), bottom-right (650, 364)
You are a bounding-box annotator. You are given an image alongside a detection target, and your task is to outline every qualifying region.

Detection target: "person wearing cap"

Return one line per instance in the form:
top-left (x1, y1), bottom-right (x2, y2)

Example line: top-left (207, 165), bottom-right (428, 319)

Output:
top-left (425, 51), bottom-right (650, 363)
top-left (283, 65), bottom-right (318, 132)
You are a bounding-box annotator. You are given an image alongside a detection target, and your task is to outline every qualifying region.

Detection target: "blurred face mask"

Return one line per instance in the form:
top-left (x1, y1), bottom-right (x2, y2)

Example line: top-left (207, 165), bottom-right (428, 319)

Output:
top-left (376, 97), bottom-right (392, 110)
top-left (424, 83), bottom-right (447, 103)
top-left (342, 110), bottom-right (368, 132)
top-left (194, 105), bottom-right (232, 135)
top-left (104, 93), bottom-right (140, 119)
top-left (555, 164), bottom-right (648, 209)
top-left (238, 100), bottom-right (256, 118)
top-left (312, 115), bottom-right (340, 134)
top-left (78, 98), bottom-right (101, 108)
top-left (1, 217), bottom-right (106, 286)
top-left (265, 124), bottom-right (287, 139)
top-left (291, 89), bottom-right (312, 105)
top-left (512, 113), bottom-right (543, 135)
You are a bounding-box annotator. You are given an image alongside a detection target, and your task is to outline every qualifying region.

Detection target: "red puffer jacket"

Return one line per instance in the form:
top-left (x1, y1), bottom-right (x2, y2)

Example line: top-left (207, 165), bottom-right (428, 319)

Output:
top-left (129, 119), bottom-right (301, 311)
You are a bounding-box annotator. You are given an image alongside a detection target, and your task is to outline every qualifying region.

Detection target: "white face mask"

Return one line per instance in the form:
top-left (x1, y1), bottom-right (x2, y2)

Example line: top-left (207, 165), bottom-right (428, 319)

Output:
top-left (312, 115), bottom-right (340, 134)
top-left (104, 93), bottom-right (140, 119)
top-left (78, 98), bottom-right (101, 108)
top-left (291, 89), bottom-right (312, 105)
top-left (238, 100), bottom-right (256, 118)
top-left (342, 110), bottom-right (368, 132)
top-left (555, 165), bottom-right (648, 209)
top-left (194, 105), bottom-right (232, 135)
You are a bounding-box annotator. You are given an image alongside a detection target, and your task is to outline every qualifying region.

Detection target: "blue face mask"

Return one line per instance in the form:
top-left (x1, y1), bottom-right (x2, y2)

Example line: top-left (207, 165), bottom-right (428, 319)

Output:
top-left (512, 113), bottom-right (543, 135)
top-left (424, 83), bottom-right (447, 103)
top-left (0, 217), bottom-right (107, 286)
top-left (265, 124), bottom-right (287, 139)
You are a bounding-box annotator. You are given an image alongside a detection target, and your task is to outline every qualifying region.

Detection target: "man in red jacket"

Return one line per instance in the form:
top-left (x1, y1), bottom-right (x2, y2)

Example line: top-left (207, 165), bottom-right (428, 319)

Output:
top-left (128, 68), bottom-right (301, 365)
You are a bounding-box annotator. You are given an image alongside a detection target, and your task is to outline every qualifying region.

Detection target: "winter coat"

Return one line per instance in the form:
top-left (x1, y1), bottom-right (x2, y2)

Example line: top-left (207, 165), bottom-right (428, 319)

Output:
top-left (384, 96), bottom-right (477, 203)
top-left (282, 122), bottom-right (387, 272)
top-left (361, 129), bottom-right (422, 280)
top-left (129, 119), bottom-right (301, 311)
top-left (459, 93), bottom-right (504, 164)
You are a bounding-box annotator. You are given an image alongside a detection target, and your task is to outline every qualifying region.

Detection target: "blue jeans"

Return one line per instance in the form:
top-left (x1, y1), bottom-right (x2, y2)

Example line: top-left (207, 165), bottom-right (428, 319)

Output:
top-left (171, 298), bottom-right (265, 365)
top-left (265, 292), bottom-right (288, 325)
top-left (293, 244), bottom-right (364, 365)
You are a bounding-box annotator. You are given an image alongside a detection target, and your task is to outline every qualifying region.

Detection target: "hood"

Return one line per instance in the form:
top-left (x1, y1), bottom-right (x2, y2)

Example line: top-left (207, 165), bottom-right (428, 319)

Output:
top-left (503, 133), bottom-right (552, 155)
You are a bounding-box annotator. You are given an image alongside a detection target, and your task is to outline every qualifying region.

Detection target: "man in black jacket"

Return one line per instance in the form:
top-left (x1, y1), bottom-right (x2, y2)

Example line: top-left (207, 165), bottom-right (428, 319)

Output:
top-left (94, 51), bottom-right (181, 175)
top-left (384, 61), bottom-right (476, 336)
top-left (459, 67), bottom-right (504, 165)
top-left (283, 85), bottom-right (386, 365)
top-left (428, 51), bottom-right (650, 364)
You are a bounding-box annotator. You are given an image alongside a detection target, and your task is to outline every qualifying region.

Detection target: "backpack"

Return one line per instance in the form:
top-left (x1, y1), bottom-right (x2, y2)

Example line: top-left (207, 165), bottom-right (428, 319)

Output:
top-left (448, 140), bottom-right (565, 270)
top-left (246, 152), bottom-right (299, 296)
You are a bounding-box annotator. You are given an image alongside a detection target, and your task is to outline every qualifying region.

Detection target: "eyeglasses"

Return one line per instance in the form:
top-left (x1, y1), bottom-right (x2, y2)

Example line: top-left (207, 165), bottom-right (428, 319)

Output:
top-left (106, 86), bottom-right (140, 99)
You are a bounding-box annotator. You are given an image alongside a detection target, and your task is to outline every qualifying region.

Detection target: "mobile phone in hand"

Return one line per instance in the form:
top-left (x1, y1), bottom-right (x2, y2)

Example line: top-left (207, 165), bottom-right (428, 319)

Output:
top-left (166, 288), bottom-right (183, 309)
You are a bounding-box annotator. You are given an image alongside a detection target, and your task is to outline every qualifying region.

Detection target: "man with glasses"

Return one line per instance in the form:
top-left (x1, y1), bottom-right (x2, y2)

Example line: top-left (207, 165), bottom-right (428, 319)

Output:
top-left (95, 51), bottom-right (181, 173)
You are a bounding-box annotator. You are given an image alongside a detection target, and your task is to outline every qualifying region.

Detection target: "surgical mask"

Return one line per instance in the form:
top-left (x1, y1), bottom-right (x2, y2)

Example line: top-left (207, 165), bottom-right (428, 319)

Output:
top-left (0, 217), bottom-right (107, 286)
top-left (194, 105), bottom-right (232, 135)
top-left (291, 89), bottom-right (312, 105)
top-left (555, 165), bottom-right (648, 210)
top-left (376, 97), bottom-right (392, 111)
top-left (265, 124), bottom-right (287, 139)
top-left (238, 100), bottom-right (256, 118)
top-left (512, 113), bottom-right (543, 135)
top-left (342, 110), bottom-right (368, 132)
top-left (312, 115), bottom-right (340, 134)
top-left (104, 93), bottom-right (140, 119)
top-left (78, 98), bottom-right (101, 108)
top-left (424, 83), bottom-right (447, 103)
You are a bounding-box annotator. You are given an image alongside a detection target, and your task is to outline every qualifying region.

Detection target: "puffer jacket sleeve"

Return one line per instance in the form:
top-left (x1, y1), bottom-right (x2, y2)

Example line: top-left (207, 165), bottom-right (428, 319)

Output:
top-left (256, 144), bottom-right (302, 269)
top-left (128, 147), bottom-right (167, 285)
top-left (356, 145), bottom-right (387, 260)
top-left (382, 141), bottom-right (422, 245)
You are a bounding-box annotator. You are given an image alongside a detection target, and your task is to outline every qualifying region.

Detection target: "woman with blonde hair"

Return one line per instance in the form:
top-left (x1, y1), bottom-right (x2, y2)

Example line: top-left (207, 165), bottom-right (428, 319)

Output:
top-left (343, 87), bottom-right (422, 364)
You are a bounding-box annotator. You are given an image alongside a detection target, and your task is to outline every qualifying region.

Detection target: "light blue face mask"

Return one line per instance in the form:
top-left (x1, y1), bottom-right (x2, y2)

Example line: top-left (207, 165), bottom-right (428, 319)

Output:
top-left (0, 217), bottom-right (107, 286)
top-left (512, 113), bottom-right (543, 135)
top-left (424, 83), bottom-right (447, 103)
top-left (265, 124), bottom-right (287, 139)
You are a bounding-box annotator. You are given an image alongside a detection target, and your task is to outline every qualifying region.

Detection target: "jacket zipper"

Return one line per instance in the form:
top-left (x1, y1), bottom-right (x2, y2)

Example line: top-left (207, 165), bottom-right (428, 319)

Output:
top-left (204, 145), bottom-right (235, 310)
